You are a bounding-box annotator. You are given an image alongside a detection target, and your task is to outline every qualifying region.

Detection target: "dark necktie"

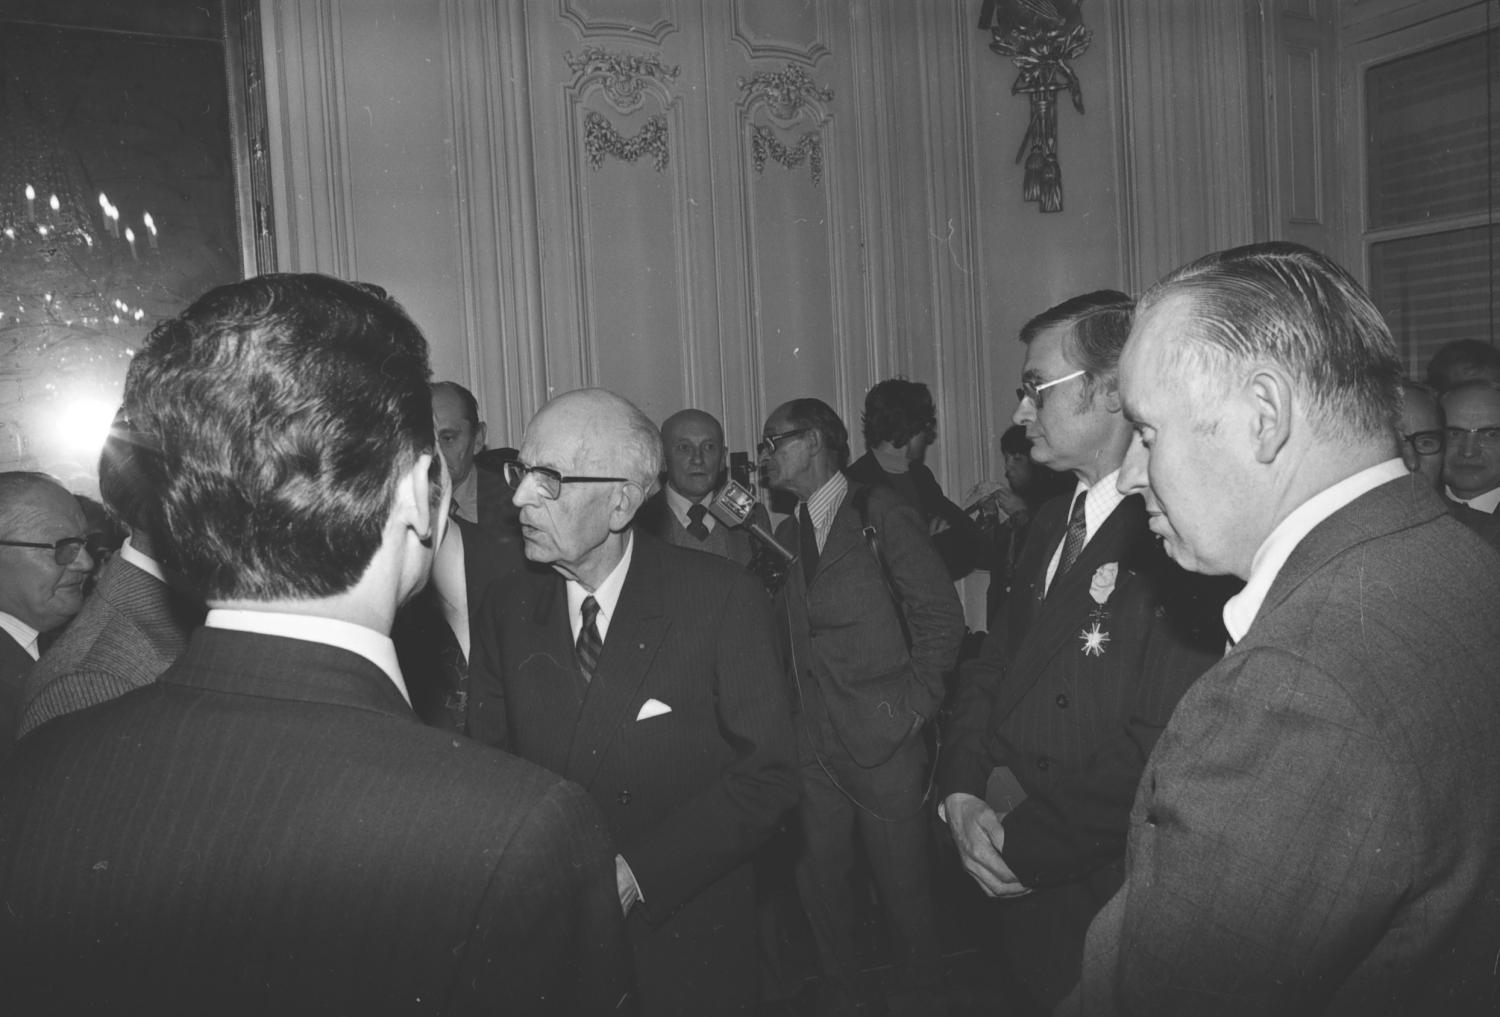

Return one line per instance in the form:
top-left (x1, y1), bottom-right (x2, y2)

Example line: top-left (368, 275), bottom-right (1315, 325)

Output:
top-left (799, 502), bottom-right (820, 580)
top-left (576, 595), bottom-right (603, 682)
top-left (686, 502), bottom-right (711, 542)
top-left (1054, 490), bottom-right (1089, 583)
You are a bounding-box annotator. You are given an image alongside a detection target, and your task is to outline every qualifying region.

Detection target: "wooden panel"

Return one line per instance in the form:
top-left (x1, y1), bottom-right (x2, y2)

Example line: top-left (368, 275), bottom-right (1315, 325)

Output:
top-left (558, 0), bottom-right (676, 44)
top-left (728, 0), bottom-right (830, 64)
top-left (1283, 44), bottom-right (1324, 225)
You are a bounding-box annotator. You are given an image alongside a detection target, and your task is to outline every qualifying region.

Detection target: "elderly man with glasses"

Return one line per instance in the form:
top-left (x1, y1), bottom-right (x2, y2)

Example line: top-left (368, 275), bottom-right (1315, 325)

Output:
top-left (939, 291), bottom-right (1231, 1012)
top-left (0, 471), bottom-right (96, 752)
top-left (468, 387), bottom-right (797, 1017)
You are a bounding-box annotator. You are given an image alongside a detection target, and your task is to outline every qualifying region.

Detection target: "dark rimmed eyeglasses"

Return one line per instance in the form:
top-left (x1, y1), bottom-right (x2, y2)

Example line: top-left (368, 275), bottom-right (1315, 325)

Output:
top-left (1445, 426), bottom-right (1500, 450)
top-left (0, 534), bottom-right (102, 566)
top-left (1402, 430), bottom-right (1445, 456)
top-left (1016, 368), bottom-right (1087, 411)
top-left (756, 428), bottom-right (811, 458)
top-left (501, 460), bottom-right (629, 501)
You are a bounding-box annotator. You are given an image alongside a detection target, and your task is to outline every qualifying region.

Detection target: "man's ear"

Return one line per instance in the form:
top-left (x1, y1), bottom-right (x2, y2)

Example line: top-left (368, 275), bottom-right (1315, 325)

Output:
top-left (1099, 377), bottom-right (1123, 414)
top-left (1246, 367), bottom-right (1293, 464)
top-left (474, 421), bottom-right (487, 453)
top-left (609, 479), bottom-right (648, 532)
top-left (397, 452), bottom-right (442, 545)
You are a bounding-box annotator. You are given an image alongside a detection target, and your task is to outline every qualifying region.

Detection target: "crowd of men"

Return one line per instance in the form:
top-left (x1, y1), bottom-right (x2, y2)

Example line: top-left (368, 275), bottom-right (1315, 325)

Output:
top-left (0, 242), bottom-right (1497, 1016)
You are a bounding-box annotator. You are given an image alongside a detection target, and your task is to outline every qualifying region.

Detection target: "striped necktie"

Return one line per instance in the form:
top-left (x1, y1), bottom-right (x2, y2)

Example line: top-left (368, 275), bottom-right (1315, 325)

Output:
top-left (576, 595), bottom-right (603, 682)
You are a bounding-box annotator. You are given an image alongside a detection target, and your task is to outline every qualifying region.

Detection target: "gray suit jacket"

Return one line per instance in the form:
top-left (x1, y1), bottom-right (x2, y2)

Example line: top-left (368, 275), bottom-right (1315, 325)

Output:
top-left (635, 488), bottom-right (756, 566)
top-left (19, 556), bottom-right (199, 738)
top-left (1063, 475), bottom-right (1500, 1016)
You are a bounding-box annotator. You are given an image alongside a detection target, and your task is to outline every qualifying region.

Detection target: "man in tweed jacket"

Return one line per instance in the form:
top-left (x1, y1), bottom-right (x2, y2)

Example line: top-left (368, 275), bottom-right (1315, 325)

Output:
top-left (1062, 242), bottom-right (1500, 1015)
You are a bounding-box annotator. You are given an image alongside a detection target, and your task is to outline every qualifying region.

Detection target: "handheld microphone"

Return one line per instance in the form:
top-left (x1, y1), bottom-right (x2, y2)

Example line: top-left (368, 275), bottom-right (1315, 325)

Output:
top-left (708, 479), bottom-right (797, 562)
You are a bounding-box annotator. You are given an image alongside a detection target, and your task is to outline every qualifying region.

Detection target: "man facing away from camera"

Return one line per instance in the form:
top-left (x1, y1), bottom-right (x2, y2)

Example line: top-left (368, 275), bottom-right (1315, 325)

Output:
top-left (0, 274), bottom-right (632, 1015)
top-left (1062, 242), bottom-right (1500, 1016)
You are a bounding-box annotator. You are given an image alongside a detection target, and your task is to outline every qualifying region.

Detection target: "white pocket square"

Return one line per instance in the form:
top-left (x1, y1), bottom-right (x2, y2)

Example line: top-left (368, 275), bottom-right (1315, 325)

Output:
top-left (636, 698), bottom-right (672, 721)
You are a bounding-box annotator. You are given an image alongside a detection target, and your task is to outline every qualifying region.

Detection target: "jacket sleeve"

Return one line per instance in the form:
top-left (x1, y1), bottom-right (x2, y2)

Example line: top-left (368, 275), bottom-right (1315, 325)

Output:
top-left (464, 583), bottom-right (511, 752)
top-left (869, 490), bottom-right (966, 720)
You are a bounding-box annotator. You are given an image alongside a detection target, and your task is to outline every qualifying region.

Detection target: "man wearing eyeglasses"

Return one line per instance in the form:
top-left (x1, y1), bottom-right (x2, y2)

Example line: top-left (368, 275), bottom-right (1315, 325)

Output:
top-left (1440, 379), bottom-right (1500, 515)
top-left (939, 291), bottom-right (1228, 1012)
top-left (468, 388), bottom-right (797, 1017)
top-left (761, 396), bottom-right (965, 1017)
top-left (1396, 378), bottom-right (1445, 490)
top-left (17, 426), bottom-right (203, 740)
top-left (0, 471), bottom-right (95, 753)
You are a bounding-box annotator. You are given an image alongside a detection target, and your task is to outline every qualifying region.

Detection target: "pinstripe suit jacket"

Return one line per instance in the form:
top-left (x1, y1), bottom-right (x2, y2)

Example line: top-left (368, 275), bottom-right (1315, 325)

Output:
top-left (0, 627), bottom-right (633, 1015)
top-left (0, 628), bottom-right (33, 758)
top-left (467, 531), bottom-right (797, 1016)
top-left (941, 492), bottom-right (1229, 889)
top-left (1065, 477), bottom-right (1500, 1016)
top-left (18, 555), bottom-right (198, 738)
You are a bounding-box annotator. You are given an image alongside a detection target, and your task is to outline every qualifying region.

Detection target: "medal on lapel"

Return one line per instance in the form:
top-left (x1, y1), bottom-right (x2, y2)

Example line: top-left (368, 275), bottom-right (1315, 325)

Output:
top-left (1079, 562), bottom-right (1118, 657)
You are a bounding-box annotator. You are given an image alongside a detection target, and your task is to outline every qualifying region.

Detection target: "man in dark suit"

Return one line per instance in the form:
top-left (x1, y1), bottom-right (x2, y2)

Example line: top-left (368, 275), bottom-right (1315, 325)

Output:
top-left (468, 387), bottom-right (798, 1017)
top-left (636, 408), bottom-right (756, 565)
top-left (845, 377), bottom-right (983, 579)
top-left (1063, 242), bottom-right (1500, 1014)
top-left (0, 274), bottom-right (632, 1014)
top-left (762, 397), bottom-right (966, 1017)
top-left (395, 381), bottom-right (526, 731)
top-left (18, 426), bottom-right (202, 738)
top-left (0, 471), bottom-right (96, 753)
top-left (940, 292), bottom-right (1228, 1012)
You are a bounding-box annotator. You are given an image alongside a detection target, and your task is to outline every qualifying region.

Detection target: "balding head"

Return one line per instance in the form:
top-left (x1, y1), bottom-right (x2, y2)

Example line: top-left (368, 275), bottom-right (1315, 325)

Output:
top-left (661, 409), bottom-right (726, 500)
top-left (0, 473), bottom-right (93, 632)
top-left (512, 389), bottom-right (660, 587)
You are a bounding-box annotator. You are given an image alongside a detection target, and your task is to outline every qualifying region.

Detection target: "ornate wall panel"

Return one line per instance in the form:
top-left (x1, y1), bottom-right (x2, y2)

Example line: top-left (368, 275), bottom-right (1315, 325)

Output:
top-left (728, 0), bottom-right (831, 64)
top-left (559, 0), bottom-right (677, 45)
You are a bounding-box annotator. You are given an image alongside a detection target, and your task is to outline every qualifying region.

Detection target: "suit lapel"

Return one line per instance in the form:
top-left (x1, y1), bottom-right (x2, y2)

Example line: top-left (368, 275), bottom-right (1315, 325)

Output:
top-left (565, 537), bottom-right (670, 786)
top-left (994, 497), bottom-right (1147, 720)
top-left (810, 488), bottom-right (864, 583)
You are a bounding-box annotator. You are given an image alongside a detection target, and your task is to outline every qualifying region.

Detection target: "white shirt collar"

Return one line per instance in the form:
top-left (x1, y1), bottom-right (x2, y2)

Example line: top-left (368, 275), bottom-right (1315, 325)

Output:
top-left (566, 529), bottom-right (635, 644)
top-left (0, 611), bottom-right (39, 661)
top-left (1446, 484), bottom-right (1500, 514)
top-left (1223, 458), bottom-right (1409, 644)
top-left (117, 537), bottom-right (166, 583)
top-left (803, 471), bottom-right (849, 551)
top-left (1045, 469), bottom-right (1127, 591)
top-left (664, 484), bottom-right (716, 532)
top-left (204, 608), bottom-right (410, 705)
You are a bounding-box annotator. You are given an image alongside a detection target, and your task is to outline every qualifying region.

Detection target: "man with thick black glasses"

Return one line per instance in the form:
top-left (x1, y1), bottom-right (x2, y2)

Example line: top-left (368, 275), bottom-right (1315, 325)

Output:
top-left (0, 471), bottom-right (95, 751)
top-left (469, 387), bottom-right (797, 1017)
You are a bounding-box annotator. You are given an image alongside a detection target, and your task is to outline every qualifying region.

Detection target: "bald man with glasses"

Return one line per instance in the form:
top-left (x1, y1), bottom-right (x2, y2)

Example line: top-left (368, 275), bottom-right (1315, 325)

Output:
top-left (0, 472), bottom-right (96, 752)
top-left (468, 387), bottom-right (797, 1017)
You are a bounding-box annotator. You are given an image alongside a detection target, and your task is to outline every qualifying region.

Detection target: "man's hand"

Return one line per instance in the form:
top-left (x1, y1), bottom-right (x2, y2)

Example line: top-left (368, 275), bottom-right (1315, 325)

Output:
top-left (944, 793), bottom-right (1031, 898)
top-left (614, 854), bottom-right (642, 915)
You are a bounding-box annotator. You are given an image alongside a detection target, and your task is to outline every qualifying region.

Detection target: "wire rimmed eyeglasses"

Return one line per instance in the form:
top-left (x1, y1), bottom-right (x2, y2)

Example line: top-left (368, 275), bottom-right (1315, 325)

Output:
top-left (757, 428), bottom-right (811, 458)
top-left (501, 459), bottom-right (629, 500)
top-left (1016, 369), bottom-right (1087, 410)
top-left (0, 534), bottom-right (102, 566)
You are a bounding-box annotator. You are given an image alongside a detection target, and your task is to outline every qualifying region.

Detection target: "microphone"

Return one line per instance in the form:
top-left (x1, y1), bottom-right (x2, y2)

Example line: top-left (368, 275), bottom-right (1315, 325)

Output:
top-left (707, 479), bottom-right (797, 562)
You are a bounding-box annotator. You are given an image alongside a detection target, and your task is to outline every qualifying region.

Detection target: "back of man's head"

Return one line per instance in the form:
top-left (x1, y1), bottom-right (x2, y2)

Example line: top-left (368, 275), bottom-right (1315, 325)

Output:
top-left (862, 379), bottom-right (934, 449)
top-left (1020, 290), bottom-right (1134, 400)
top-left (122, 274), bottom-right (433, 602)
top-left (1138, 241), bottom-right (1402, 445)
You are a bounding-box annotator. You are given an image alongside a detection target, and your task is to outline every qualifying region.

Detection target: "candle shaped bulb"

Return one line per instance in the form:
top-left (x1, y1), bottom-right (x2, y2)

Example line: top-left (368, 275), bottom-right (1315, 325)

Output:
top-left (24, 184), bottom-right (35, 222)
top-left (48, 195), bottom-right (60, 226)
top-left (125, 227), bottom-right (138, 259)
top-left (107, 204), bottom-right (120, 238)
top-left (142, 211), bottom-right (159, 252)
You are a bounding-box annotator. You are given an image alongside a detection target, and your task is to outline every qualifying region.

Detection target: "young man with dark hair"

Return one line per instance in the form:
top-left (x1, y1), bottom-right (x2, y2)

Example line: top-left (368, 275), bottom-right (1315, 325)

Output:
top-left (0, 274), bottom-right (632, 1014)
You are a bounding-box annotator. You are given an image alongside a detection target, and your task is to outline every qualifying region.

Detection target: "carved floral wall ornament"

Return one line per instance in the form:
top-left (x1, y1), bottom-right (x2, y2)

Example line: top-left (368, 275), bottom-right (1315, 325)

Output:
top-left (566, 46), bottom-right (679, 173)
top-left (584, 111), bottom-right (669, 172)
top-left (738, 64), bottom-right (832, 189)
top-left (978, 0), bottom-right (1092, 213)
